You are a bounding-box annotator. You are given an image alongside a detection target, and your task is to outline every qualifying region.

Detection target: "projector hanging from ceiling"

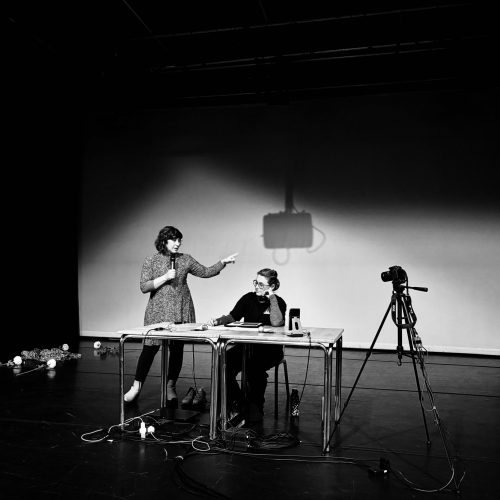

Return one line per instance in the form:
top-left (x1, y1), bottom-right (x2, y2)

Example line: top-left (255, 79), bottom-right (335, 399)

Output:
top-left (263, 211), bottom-right (313, 249)
top-left (262, 170), bottom-right (313, 249)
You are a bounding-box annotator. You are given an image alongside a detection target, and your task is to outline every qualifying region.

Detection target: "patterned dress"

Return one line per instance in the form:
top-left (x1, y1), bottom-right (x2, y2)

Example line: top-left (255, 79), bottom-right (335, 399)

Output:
top-left (140, 252), bottom-right (225, 346)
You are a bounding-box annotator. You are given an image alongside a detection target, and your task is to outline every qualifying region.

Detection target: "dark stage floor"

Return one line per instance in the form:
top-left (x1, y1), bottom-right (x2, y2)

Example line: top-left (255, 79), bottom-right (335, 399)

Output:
top-left (1, 339), bottom-right (499, 499)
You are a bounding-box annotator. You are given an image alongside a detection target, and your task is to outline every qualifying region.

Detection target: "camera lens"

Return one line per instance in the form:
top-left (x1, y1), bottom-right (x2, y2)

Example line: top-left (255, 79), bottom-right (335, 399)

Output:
top-left (381, 271), bottom-right (392, 282)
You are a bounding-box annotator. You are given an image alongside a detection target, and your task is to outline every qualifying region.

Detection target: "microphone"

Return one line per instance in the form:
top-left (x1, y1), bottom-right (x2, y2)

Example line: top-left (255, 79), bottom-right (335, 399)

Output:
top-left (170, 253), bottom-right (176, 270)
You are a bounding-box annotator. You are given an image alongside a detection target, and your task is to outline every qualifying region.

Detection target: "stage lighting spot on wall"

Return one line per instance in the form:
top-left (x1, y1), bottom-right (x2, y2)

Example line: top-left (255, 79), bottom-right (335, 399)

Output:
top-left (263, 212), bottom-right (313, 248)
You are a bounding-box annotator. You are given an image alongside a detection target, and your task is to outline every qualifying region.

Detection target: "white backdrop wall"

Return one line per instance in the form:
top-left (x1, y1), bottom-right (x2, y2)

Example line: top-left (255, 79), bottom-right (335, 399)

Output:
top-left (79, 90), bottom-right (500, 355)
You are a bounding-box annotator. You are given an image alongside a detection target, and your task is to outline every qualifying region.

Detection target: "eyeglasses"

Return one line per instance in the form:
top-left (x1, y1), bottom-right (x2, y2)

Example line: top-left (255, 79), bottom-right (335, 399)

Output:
top-left (253, 279), bottom-right (270, 289)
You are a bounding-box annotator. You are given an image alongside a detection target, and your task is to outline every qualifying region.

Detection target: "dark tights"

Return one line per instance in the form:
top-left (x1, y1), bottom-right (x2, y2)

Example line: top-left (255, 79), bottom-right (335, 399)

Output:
top-left (134, 341), bottom-right (184, 383)
top-left (226, 343), bottom-right (283, 408)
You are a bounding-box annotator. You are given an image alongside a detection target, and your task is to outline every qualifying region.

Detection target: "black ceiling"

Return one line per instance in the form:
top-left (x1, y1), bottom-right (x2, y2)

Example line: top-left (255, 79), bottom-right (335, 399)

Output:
top-left (7, 1), bottom-right (496, 108)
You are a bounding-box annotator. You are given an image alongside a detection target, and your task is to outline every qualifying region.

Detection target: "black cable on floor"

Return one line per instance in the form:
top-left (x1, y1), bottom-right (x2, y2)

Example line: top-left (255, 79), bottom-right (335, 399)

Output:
top-left (298, 333), bottom-right (312, 405)
top-left (173, 453), bottom-right (232, 500)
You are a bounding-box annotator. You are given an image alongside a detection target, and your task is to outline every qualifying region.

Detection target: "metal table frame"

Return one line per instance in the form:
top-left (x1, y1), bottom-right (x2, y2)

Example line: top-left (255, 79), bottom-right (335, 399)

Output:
top-left (218, 326), bottom-right (343, 452)
top-left (117, 323), bottom-right (343, 451)
top-left (118, 324), bottom-right (220, 439)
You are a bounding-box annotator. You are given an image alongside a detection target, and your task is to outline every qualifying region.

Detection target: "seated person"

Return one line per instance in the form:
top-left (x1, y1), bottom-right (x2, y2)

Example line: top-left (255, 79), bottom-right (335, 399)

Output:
top-left (209, 268), bottom-right (286, 423)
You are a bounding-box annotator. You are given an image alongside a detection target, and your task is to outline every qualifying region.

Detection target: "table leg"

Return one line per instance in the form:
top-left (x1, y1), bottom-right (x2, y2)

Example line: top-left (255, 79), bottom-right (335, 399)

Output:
top-left (323, 345), bottom-right (333, 453)
top-left (335, 336), bottom-right (342, 422)
top-left (220, 341), bottom-right (228, 430)
top-left (119, 335), bottom-right (126, 428)
top-left (160, 340), bottom-right (169, 408)
top-left (209, 340), bottom-right (219, 440)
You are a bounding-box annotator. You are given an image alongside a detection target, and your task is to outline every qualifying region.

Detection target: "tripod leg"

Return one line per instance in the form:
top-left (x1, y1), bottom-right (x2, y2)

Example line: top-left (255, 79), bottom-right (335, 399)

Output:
top-left (400, 297), bottom-right (460, 489)
top-left (397, 298), bottom-right (404, 365)
top-left (399, 295), bottom-right (431, 446)
top-left (406, 328), bottom-right (431, 445)
top-left (321, 300), bottom-right (392, 454)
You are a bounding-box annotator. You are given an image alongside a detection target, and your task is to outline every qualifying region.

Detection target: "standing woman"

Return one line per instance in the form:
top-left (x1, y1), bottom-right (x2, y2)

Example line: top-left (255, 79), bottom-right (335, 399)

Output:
top-left (124, 225), bottom-right (237, 403)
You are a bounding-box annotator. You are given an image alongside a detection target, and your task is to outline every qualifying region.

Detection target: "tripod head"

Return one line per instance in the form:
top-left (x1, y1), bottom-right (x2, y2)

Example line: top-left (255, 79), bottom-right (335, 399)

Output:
top-left (394, 283), bottom-right (429, 294)
top-left (381, 265), bottom-right (428, 294)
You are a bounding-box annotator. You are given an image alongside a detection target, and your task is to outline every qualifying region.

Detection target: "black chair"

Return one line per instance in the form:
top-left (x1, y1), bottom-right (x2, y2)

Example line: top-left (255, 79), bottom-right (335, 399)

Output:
top-left (274, 355), bottom-right (290, 419)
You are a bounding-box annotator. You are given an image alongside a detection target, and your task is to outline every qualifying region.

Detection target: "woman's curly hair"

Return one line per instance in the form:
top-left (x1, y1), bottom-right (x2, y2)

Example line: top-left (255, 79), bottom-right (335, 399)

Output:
top-left (155, 226), bottom-right (183, 255)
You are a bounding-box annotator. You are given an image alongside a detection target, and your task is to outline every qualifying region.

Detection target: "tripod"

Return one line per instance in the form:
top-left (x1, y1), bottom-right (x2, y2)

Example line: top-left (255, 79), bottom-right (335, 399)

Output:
top-left (322, 280), bottom-right (431, 452)
top-left (322, 278), bottom-right (460, 489)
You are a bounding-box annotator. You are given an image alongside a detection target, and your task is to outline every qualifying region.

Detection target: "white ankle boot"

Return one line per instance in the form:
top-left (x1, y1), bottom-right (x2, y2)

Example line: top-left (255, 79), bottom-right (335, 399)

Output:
top-left (124, 381), bottom-right (142, 402)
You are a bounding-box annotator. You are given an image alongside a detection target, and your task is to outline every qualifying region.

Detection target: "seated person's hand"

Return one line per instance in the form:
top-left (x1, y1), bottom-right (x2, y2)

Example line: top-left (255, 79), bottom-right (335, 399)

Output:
top-left (207, 318), bottom-right (218, 327)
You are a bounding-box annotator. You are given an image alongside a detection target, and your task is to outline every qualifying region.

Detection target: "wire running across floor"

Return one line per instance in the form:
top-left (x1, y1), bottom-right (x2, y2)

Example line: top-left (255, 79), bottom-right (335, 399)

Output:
top-left (1, 339), bottom-right (499, 500)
